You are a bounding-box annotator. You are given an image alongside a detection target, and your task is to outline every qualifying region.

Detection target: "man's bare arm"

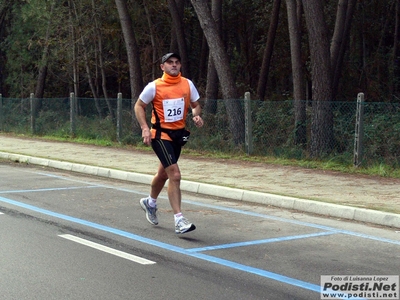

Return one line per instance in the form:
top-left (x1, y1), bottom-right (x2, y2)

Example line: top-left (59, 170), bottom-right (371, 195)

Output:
top-left (134, 99), bottom-right (151, 145)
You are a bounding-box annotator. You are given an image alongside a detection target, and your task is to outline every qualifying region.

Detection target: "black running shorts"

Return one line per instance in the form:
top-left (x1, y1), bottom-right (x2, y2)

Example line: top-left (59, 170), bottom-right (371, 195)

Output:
top-left (151, 139), bottom-right (182, 168)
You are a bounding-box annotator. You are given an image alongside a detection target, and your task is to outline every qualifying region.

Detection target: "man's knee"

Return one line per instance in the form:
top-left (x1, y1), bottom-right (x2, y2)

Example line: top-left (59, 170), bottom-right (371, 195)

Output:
top-left (166, 165), bottom-right (181, 181)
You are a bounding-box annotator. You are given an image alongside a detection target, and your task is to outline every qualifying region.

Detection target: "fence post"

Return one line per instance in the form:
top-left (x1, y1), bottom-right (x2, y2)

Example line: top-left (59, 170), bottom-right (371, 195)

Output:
top-left (30, 93), bottom-right (36, 134)
top-left (353, 92), bottom-right (365, 167)
top-left (0, 94), bottom-right (3, 131)
top-left (244, 92), bottom-right (253, 155)
top-left (70, 92), bottom-right (76, 137)
top-left (117, 93), bottom-right (122, 143)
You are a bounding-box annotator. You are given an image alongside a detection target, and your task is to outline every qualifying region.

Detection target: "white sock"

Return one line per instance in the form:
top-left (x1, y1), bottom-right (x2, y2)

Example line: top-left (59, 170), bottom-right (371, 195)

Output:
top-left (174, 213), bottom-right (183, 224)
top-left (147, 196), bottom-right (157, 207)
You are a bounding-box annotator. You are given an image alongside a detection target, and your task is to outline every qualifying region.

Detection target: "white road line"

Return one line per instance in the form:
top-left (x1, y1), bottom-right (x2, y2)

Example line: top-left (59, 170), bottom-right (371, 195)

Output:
top-left (59, 234), bottom-right (156, 265)
top-left (0, 212), bottom-right (3, 215)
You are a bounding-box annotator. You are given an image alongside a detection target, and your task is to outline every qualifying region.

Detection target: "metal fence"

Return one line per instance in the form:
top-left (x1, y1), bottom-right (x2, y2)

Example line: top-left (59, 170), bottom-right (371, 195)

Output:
top-left (0, 93), bottom-right (399, 168)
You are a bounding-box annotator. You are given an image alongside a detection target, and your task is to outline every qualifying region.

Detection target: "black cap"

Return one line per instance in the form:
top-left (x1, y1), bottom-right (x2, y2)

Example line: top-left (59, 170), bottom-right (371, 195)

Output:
top-left (161, 53), bottom-right (181, 64)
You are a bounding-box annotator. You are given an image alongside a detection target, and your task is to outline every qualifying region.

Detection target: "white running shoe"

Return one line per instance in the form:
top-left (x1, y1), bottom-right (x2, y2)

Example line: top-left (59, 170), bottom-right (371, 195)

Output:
top-left (175, 217), bottom-right (196, 234)
top-left (140, 197), bottom-right (158, 225)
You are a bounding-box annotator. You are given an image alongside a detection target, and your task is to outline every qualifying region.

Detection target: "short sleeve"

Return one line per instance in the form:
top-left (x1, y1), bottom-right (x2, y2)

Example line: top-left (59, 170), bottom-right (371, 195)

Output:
top-left (188, 80), bottom-right (200, 102)
top-left (138, 82), bottom-right (156, 104)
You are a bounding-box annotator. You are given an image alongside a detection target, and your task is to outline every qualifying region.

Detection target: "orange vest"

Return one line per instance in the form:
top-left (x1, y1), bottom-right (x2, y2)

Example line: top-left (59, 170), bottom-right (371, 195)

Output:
top-left (150, 75), bottom-right (191, 140)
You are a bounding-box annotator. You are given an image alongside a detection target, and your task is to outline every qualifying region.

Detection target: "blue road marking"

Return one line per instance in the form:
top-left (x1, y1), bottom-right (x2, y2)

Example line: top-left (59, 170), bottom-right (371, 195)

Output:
top-left (185, 200), bottom-right (400, 246)
top-left (5, 169), bottom-right (400, 247)
top-left (186, 231), bottom-right (337, 252)
top-left (0, 195), bottom-right (322, 294)
top-left (0, 186), bottom-right (100, 194)
top-left (34, 171), bottom-right (149, 195)
top-left (0, 170), bottom-right (377, 299)
top-left (5, 170), bottom-right (400, 246)
top-left (27, 171), bottom-right (400, 245)
top-left (31, 171), bottom-right (398, 244)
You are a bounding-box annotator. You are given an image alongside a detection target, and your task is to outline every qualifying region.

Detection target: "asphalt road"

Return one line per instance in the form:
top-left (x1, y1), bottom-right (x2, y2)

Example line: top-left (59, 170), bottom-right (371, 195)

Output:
top-left (1, 162), bottom-right (399, 300)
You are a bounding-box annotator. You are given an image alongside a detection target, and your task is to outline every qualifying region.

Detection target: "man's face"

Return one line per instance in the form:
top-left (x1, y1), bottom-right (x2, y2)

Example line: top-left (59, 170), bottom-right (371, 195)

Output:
top-left (161, 57), bottom-right (181, 76)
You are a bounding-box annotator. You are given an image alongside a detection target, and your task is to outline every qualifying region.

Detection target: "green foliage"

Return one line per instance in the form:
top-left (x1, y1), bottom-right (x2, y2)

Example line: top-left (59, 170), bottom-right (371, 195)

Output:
top-left (0, 0), bottom-right (399, 102)
top-left (252, 100), bottom-right (295, 156)
top-left (2, 97), bottom-right (400, 177)
top-left (75, 116), bottom-right (116, 142)
top-left (362, 103), bottom-right (400, 167)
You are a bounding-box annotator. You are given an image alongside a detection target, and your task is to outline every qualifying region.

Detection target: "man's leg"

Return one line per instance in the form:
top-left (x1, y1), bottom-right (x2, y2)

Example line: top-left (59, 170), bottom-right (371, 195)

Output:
top-left (141, 140), bottom-right (179, 226)
top-left (150, 163), bottom-right (169, 199)
top-left (149, 140), bottom-right (182, 213)
top-left (140, 162), bottom-right (169, 226)
top-left (149, 162), bottom-right (182, 213)
top-left (144, 139), bottom-right (194, 233)
top-left (164, 163), bottom-right (195, 234)
top-left (163, 163), bottom-right (182, 214)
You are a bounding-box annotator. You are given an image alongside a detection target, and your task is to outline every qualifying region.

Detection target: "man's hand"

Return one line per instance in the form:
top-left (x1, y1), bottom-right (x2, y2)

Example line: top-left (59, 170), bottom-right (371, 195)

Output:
top-left (141, 128), bottom-right (151, 146)
top-left (192, 115), bottom-right (204, 128)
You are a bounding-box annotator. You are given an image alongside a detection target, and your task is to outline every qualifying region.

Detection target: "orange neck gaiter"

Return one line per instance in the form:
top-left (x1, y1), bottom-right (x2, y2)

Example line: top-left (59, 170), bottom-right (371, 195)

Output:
top-left (161, 72), bottom-right (182, 84)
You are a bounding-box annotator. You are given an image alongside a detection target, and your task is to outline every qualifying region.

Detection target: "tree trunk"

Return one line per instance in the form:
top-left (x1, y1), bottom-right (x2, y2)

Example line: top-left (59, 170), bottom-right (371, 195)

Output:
top-left (115, 0), bottom-right (143, 131)
top-left (34, 41), bottom-right (49, 99)
top-left (331, 0), bottom-right (357, 100)
top-left (197, 34), bottom-right (208, 85)
top-left (92, 0), bottom-right (114, 120)
top-left (68, 1), bottom-right (79, 98)
top-left (0, 4), bottom-right (12, 91)
top-left (285, 0), bottom-right (306, 145)
top-left (168, 0), bottom-right (184, 53)
top-left (83, 41), bottom-right (103, 118)
top-left (114, 0), bottom-right (143, 99)
top-left (204, 0), bottom-right (222, 115)
top-left (168, 0), bottom-right (191, 78)
top-left (392, 0), bottom-right (400, 96)
top-left (33, 0), bottom-right (56, 118)
top-left (257, 0), bottom-right (281, 101)
top-left (296, 0), bottom-right (302, 27)
top-left (302, 0), bottom-right (334, 156)
top-left (143, 0), bottom-right (157, 81)
top-left (330, 0), bottom-right (348, 78)
top-left (190, 0), bottom-right (244, 144)
top-left (72, 0), bottom-right (102, 118)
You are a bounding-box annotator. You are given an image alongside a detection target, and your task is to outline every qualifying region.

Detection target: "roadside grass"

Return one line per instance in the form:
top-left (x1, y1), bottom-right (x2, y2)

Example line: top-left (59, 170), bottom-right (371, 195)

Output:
top-left (3, 131), bottom-right (400, 180)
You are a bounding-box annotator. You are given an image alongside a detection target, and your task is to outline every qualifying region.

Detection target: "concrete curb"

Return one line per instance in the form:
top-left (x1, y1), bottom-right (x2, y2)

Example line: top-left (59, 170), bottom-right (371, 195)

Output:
top-left (1, 151), bottom-right (400, 229)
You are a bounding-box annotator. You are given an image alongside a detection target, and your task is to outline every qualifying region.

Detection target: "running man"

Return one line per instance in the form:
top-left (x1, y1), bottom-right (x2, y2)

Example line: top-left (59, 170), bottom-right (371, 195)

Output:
top-left (134, 53), bottom-right (204, 234)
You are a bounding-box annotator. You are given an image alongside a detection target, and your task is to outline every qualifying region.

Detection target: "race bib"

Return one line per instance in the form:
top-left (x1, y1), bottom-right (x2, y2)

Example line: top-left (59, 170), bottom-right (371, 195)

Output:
top-left (162, 98), bottom-right (185, 122)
